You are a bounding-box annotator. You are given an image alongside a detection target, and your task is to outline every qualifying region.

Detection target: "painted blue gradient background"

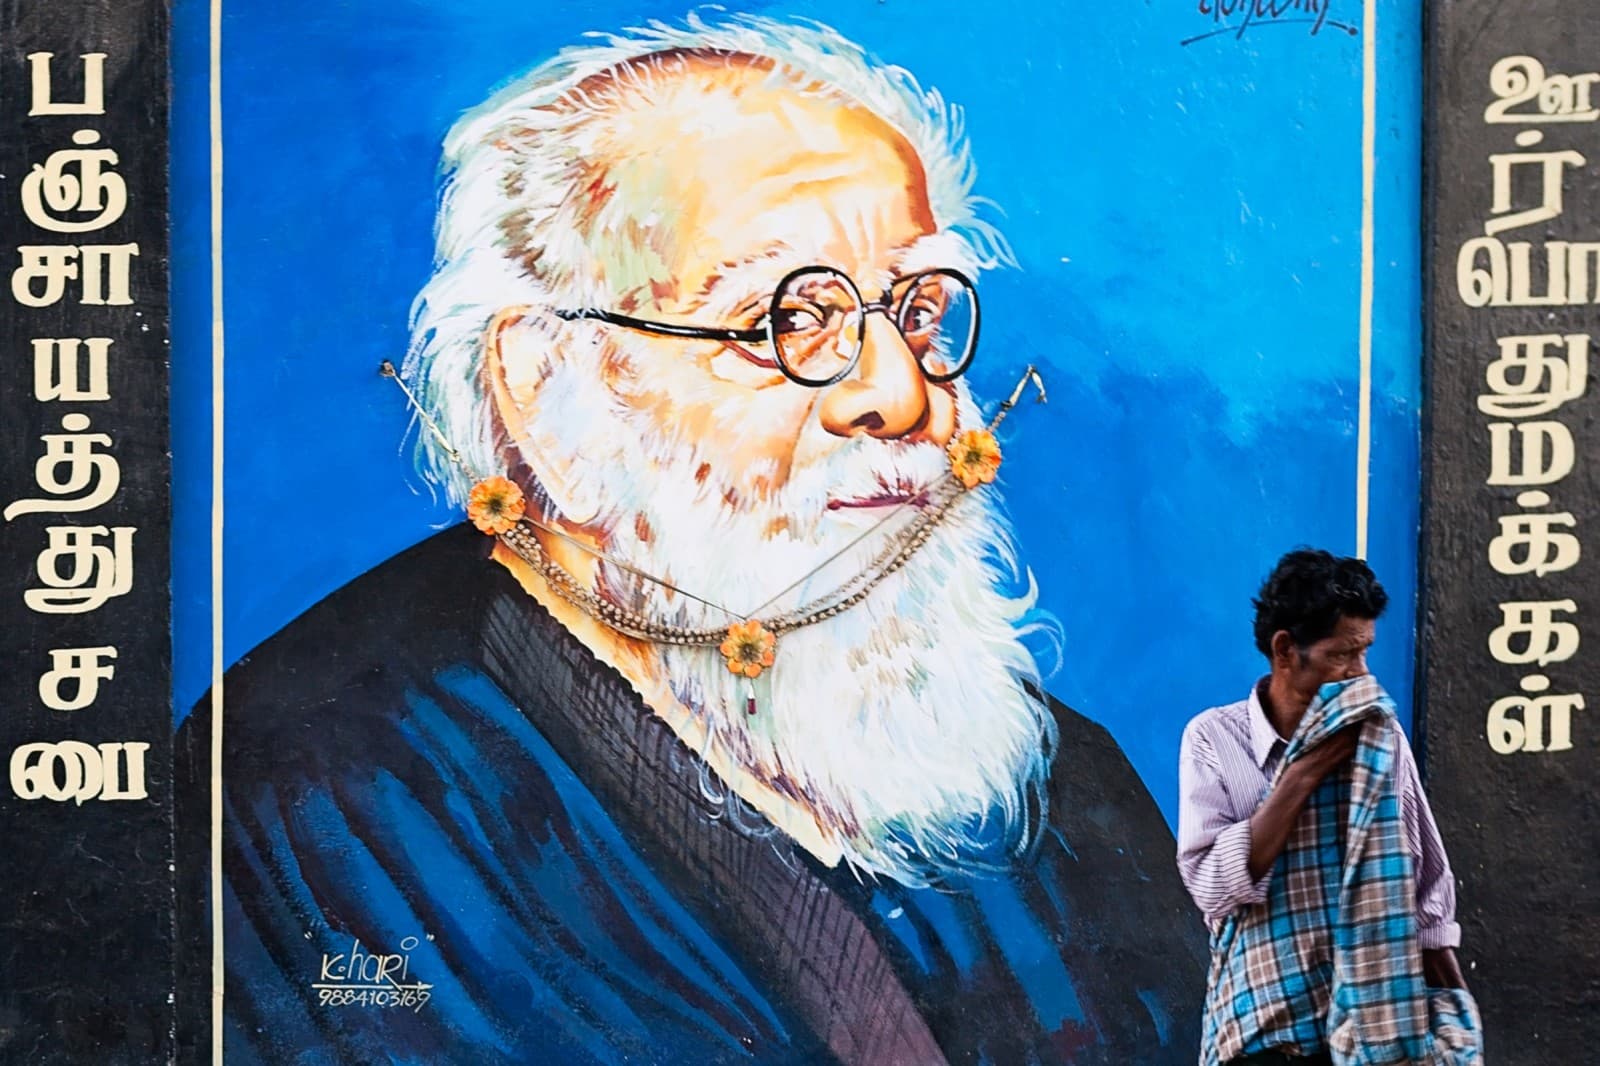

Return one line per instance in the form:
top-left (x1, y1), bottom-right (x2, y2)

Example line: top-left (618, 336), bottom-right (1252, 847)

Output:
top-left (171, 0), bottom-right (1422, 827)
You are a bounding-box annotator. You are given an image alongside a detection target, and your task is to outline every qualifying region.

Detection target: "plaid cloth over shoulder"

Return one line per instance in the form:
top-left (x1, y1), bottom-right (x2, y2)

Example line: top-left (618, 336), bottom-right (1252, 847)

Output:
top-left (1200, 676), bottom-right (1482, 1065)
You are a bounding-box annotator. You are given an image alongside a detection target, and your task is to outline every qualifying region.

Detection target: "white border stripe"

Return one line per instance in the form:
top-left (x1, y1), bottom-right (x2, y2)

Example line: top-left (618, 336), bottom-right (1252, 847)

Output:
top-left (1356, 0), bottom-right (1377, 559)
top-left (209, 0), bottom-right (226, 1061)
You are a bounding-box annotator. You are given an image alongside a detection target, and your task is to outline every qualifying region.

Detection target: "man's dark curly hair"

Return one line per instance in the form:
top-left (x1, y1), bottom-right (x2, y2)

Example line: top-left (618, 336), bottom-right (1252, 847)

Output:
top-left (1252, 548), bottom-right (1388, 657)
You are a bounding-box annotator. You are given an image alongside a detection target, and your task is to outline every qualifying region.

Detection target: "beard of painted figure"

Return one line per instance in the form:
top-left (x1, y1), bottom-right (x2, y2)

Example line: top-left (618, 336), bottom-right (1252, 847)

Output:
top-left (408, 27), bottom-right (1057, 886)
top-left (509, 322), bottom-right (1058, 887)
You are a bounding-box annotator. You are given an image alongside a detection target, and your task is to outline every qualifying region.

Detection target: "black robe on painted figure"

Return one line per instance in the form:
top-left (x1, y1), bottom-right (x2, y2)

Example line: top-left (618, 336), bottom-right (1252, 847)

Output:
top-left (174, 525), bottom-right (1208, 1065)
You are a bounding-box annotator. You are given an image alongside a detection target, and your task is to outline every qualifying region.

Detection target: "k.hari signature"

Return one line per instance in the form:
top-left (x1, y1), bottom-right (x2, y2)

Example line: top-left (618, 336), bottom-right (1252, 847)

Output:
top-left (314, 936), bottom-right (434, 1014)
top-left (1182, 0), bottom-right (1357, 46)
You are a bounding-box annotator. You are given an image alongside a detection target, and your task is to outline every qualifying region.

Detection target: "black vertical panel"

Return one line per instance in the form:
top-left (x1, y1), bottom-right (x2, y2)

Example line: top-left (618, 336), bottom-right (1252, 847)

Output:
top-left (0, 1), bottom-right (172, 1063)
top-left (1421, 1), bottom-right (1600, 1061)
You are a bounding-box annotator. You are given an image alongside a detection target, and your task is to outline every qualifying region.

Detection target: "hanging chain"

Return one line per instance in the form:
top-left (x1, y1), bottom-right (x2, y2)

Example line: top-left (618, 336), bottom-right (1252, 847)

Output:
top-left (382, 360), bottom-right (1046, 645)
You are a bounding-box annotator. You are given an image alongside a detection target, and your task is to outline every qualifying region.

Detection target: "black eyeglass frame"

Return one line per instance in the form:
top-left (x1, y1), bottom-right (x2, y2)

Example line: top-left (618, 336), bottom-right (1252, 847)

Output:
top-left (553, 265), bottom-right (981, 388)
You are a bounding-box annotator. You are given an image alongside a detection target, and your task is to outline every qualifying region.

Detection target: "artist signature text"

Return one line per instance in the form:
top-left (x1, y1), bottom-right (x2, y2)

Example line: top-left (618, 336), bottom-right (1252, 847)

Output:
top-left (1183, 0), bottom-right (1357, 46)
top-left (314, 935), bottom-right (434, 1013)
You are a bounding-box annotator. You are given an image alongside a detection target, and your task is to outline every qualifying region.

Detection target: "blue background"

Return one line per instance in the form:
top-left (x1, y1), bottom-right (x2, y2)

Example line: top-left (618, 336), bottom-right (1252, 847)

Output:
top-left (171, 0), bottom-right (1422, 827)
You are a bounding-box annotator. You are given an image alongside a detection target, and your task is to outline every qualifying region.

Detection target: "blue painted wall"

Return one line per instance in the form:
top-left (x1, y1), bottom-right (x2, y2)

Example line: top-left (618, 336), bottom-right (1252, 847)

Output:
top-left (171, 0), bottom-right (1422, 828)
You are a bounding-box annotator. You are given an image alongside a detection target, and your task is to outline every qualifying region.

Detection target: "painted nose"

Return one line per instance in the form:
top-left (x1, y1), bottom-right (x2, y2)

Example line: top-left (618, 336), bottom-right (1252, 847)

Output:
top-left (818, 314), bottom-right (932, 440)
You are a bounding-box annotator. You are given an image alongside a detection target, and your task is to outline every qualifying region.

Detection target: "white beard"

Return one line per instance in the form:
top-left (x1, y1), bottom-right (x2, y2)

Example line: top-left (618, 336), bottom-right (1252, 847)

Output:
top-left (516, 355), bottom-right (1058, 886)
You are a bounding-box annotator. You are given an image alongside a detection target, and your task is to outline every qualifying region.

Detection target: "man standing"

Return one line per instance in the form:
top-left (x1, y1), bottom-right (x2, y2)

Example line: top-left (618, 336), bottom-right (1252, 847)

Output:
top-left (1177, 549), bottom-right (1467, 1065)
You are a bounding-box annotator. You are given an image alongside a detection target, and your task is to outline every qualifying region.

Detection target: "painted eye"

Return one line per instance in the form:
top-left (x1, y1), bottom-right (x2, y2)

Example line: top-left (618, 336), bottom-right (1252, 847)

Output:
top-left (901, 294), bottom-right (946, 336)
top-left (771, 305), bottom-right (827, 335)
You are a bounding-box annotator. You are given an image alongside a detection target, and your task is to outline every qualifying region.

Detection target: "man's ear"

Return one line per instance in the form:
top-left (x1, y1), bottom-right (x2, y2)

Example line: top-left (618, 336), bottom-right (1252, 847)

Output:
top-left (483, 305), bottom-right (603, 526)
top-left (1269, 630), bottom-right (1299, 670)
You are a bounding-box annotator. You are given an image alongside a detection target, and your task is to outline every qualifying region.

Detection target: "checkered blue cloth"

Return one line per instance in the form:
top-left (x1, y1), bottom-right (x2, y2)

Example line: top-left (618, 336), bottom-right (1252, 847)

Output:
top-left (1200, 675), bottom-right (1482, 1065)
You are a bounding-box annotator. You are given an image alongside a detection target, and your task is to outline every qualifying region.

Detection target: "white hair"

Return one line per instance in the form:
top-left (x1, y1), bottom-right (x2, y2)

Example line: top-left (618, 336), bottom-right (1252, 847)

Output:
top-left (402, 11), bottom-right (1011, 502)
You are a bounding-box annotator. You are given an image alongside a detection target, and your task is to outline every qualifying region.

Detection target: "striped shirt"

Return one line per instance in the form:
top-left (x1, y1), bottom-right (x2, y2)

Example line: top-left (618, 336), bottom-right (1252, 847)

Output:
top-left (1176, 678), bottom-right (1460, 949)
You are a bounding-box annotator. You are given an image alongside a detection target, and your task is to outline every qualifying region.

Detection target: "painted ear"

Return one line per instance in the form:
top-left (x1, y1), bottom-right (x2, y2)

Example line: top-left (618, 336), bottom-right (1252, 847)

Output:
top-left (483, 305), bottom-right (604, 526)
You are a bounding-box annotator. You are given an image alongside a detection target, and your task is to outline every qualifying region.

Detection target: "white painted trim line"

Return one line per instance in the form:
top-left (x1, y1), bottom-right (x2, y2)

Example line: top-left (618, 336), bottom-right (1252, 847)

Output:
top-left (209, 0), bottom-right (226, 1061)
top-left (1356, 0), bottom-right (1378, 559)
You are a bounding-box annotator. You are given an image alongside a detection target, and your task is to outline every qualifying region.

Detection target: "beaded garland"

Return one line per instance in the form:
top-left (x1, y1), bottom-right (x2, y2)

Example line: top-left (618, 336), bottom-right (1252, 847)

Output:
top-left (381, 361), bottom-right (1045, 714)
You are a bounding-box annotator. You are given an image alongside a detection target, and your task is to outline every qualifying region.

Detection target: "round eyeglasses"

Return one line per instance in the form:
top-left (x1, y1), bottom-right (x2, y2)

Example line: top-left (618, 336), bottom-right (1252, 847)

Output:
top-left (555, 265), bottom-right (980, 388)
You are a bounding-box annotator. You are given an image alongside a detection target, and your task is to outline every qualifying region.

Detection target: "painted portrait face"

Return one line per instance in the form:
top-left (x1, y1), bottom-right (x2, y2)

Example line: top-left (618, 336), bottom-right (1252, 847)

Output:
top-left (488, 55), bottom-right (988, 587)
top-left (589, 57), bottom-right (960, 450)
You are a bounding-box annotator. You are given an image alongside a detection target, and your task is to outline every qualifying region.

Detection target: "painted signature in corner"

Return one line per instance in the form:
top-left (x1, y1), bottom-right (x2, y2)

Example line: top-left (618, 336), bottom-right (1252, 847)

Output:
top-left (313, 934), bottom-right (435, 1013)
top-left (1181, 0), bottom-right (1358, 47)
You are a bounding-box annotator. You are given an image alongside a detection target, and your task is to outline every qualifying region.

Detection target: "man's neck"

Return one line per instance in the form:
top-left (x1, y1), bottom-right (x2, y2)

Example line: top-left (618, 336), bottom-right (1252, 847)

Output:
top-left (1261, 675), bottom-right (1310, 741)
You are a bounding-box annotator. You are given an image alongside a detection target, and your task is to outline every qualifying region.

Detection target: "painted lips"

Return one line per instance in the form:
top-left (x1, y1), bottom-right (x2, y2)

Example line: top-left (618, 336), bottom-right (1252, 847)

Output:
top-left (826, 480), bottom-right (930, 510)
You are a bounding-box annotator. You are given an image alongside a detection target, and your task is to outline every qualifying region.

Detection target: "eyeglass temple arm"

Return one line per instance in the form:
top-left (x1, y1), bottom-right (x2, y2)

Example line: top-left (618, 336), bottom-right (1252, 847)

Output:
top-left (554, 308), bottom-right (766, 343)
top-left (989, 365), bottom-right (1047, 431)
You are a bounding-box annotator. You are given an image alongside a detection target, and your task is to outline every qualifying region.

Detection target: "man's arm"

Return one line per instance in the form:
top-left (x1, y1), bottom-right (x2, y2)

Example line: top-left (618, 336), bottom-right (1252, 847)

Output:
top-left (1393, 724), bottom-right (1467, 989)
top-left (1244, 727), bottom-right (1360, 880)
top-left (1176, 721), bottom-right (1269, 919)
top-left (1177, 719), bottom-right (1359, 920)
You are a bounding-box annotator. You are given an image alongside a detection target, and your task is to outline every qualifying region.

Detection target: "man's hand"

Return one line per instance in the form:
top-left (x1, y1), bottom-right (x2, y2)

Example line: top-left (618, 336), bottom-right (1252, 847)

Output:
top-left (1286, 724), bottom-right (1362, 789)
top-left (1423, 947), bottom-right (1467, 990)
top-left (1246, 725), bottom-right (1362, 881)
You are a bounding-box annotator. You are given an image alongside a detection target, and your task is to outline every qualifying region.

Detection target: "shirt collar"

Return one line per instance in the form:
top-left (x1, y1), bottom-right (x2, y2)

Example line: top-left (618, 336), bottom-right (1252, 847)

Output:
top-left (1247, 676), bottom-right (1288, 769)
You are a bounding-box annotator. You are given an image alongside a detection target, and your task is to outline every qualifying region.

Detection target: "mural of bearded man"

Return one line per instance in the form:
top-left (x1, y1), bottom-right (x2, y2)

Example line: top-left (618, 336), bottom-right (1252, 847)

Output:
top-left (177, 15), bottom-right (1208, 1064)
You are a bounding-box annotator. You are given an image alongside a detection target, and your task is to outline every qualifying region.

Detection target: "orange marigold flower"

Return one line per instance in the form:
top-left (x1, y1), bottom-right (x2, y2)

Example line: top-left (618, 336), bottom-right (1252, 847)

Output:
top-left (948, 429), bottom-right (1002, 489)
top-left (466, 476), bottom-right (526, 535)
top-left (719, 619), bottom-right (777, 679)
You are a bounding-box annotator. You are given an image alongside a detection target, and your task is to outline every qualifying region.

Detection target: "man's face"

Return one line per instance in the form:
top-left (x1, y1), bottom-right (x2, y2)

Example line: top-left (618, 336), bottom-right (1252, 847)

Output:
top-left (537, 61), bottom-right (968, 547)
top-left (1289, 614), bottom-right (1376, 691)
